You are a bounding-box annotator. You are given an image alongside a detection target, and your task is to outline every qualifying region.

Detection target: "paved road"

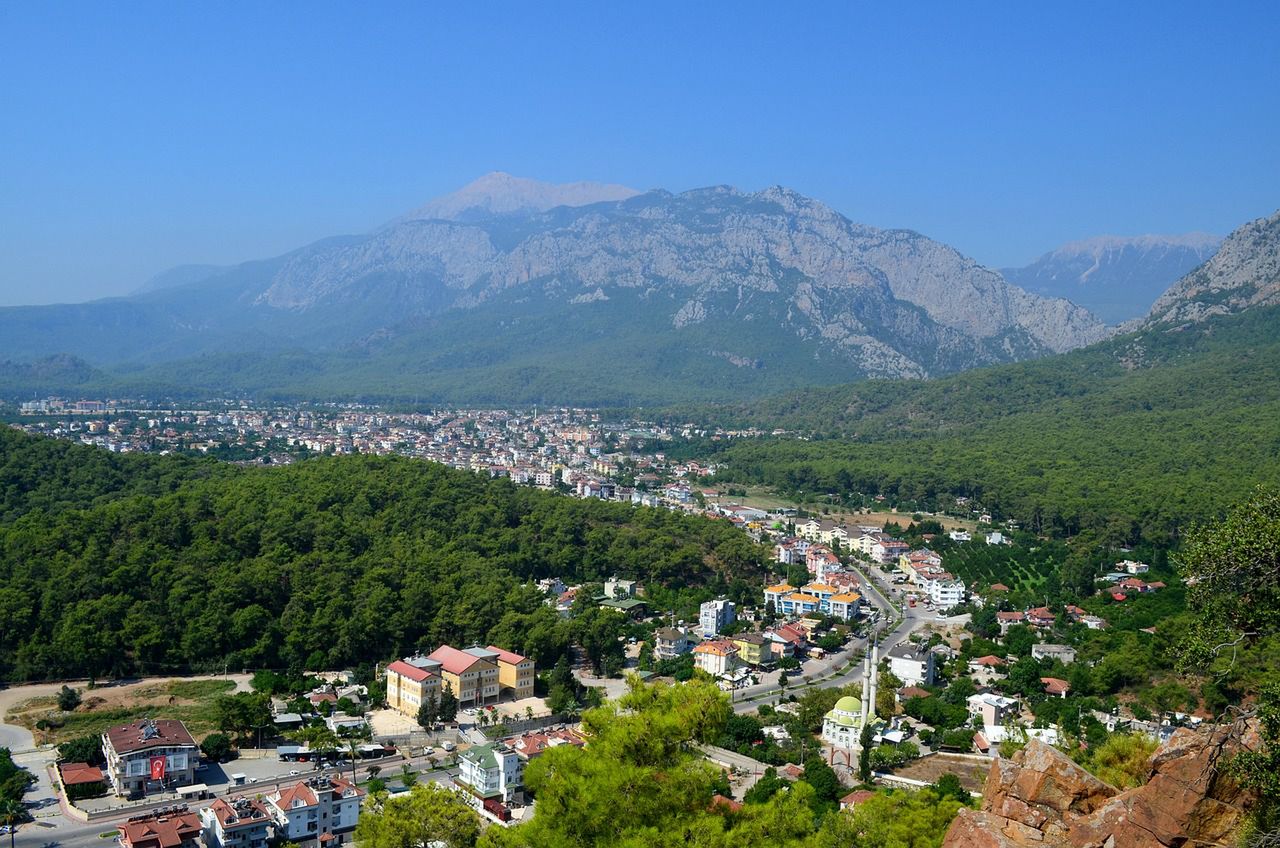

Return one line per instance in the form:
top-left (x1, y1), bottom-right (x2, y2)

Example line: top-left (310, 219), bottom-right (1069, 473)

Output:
top-left (730, 560), bottom-right (930, 714)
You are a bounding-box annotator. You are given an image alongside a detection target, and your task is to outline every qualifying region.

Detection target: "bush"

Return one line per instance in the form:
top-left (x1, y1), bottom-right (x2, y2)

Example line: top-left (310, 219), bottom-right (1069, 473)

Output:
top-left (200, 733), bottom-right (234, 762)
top-left (56, 686), bottom-right (82, 712)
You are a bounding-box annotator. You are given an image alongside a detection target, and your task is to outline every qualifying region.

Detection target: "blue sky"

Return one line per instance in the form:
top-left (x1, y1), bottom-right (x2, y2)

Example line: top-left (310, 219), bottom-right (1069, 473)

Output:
top-left (1, 2), bottom-right (1277, 305)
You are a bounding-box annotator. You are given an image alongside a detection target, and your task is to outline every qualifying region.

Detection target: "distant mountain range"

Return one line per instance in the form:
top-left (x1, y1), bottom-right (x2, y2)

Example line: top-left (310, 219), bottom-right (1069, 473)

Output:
top-left (0, 175), bottom-right (1264, 407)
top-left (1000, 233), bottom-right (1221, 324)
top-left (682, 208), bottom-right (1280, 540)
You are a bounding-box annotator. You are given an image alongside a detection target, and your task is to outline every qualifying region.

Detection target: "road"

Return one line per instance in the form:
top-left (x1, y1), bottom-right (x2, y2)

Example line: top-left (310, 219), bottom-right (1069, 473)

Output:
top-left (730, 559), bottom-right (931, 714)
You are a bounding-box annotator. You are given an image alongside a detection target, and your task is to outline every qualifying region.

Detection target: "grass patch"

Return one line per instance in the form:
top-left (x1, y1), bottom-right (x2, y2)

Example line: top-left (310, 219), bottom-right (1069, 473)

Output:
top-left (8, 678), bottom-right (236, 745)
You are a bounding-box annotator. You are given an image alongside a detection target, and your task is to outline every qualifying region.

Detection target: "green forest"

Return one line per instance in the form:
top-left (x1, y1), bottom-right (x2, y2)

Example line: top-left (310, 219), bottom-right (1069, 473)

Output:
top-left (0, 427), bottom-right (765, 681)
top-left (675, 305), bottom-right (1280, 543)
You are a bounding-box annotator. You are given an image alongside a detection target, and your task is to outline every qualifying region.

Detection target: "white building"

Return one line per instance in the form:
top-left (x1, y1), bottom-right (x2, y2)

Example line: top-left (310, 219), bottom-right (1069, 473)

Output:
top-left (885, 643), bottom-right (937, 686)
top-left (101, 719), bottom-right (199, 797)
top-left (692, 639), bottom-right (739, 677)
top-left (699, 598), bottom-right (736, 638)
top-left (265, 774), bottom-right (364, 846)
top-left (201, 797), bottom-right (272, 848)
top-left (457, 743), bottom-right (523, 804)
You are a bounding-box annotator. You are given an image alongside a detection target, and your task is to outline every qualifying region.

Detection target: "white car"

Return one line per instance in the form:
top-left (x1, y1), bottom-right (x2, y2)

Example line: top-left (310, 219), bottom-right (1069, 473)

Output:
top-left (289, 769), bottom-right (301, 776)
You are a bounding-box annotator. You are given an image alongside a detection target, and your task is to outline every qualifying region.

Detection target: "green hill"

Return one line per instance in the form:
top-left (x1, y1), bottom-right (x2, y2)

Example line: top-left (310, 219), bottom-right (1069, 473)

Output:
top-left (684, 303), bottom-right (1280, 542)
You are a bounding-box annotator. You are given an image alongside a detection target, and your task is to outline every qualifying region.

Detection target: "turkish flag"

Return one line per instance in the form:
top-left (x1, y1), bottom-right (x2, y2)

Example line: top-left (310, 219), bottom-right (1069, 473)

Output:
top-left (150, 756), bottom-right (167, 780)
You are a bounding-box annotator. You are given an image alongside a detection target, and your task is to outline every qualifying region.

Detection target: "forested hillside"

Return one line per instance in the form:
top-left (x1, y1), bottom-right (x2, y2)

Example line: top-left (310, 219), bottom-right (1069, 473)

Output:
top-left (678, 304), bottom-right (1280, 542)
top-left (0, 428), bottom-right (764, 681)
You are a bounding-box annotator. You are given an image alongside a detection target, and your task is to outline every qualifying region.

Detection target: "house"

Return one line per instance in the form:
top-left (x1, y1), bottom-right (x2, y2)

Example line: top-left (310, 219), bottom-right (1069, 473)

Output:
top-left (504, 728), bottom-right (587, 762)
top-left (1031, 644), bottom-right (1078, 664)
top-left (1041, 677), bottom-right (1071, 698)
top-left (840, 789), bottom-right (876, 810)
top-left (986, 532), bottom-right (1006, 545)
top-left (886, 643), bottom-right (937, 686)
top-left (603, 578), bottom-right (637, 599)
top-left (457, 743), bottom-right (523, 805)
top-left (58, 762), bottom-right (106, 797)
top-left (1118, 560), bottom-right (1150, 575)
top-left (692, 639), bottom-right (740, 677)
top-left (384, 658), bottom-right (443, 720)
top-left (731, 632), bottom-right (772, 666)
top-left (967, 692), bottom-right (1020, 729)
top-left (948, 530), bottom-right (972, 543)
top-left (486, 645), bottom-right (536, 700)
top-left (1027, 607), bottom-right (1057, 628)
top-left (200, 797), bottom-right (272, 848)
top-left (324, 714), bottom-right (369, 735)
top-left (265, 774), bottom-right (364, 846)
top-left (988, 583), bottom-right (1010, 593)
top-left (996, 610), bottom-right (1026, 634)
top-left (763, 626), bottom-right (803, 659)
top-left (426, 645), bottom-right (501, 707)
top-left (871, 538), bottom-right (910, 565)
top-left (102, 719), bottom-right (200, 797)
top-left (967, 655), bottom-right (1007, 674)
top-left (653, 627), bottom-right (691, 660)
top-left (118, 809), bottom-right (203, 848)
top-left (699, 599), bottom-right (736, 638)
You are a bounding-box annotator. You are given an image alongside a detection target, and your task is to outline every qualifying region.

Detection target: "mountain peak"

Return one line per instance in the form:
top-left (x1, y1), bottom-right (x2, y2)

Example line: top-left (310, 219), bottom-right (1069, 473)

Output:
top-left (401, 172), bottom-right (641, 222)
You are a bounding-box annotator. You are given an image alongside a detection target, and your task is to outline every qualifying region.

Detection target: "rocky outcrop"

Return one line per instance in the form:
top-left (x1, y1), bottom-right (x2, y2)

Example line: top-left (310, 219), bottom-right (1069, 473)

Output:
top-left (941, 728), bottom-right (1258, 848)
top-left (1145, 209), bottom-right (1280, 327)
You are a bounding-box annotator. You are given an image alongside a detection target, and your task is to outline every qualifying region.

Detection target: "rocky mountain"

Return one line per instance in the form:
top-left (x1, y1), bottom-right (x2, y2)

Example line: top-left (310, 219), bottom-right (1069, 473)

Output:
top-left (0, 175), bottom-right (1111, 404)
top-left (1144, 209), bottom-right (1280, 327)
top-left (1000, 233), bottom-right (1220, 324)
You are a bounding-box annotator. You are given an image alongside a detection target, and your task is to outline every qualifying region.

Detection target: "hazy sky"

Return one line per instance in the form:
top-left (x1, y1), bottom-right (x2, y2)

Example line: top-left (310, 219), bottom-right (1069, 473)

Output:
top-left (1, 2), bottom-right (1278, 306)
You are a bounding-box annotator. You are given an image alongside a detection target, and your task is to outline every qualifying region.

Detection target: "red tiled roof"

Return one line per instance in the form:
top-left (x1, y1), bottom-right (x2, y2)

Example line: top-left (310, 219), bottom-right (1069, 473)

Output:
top-left (118, 812), bottom-right (202, 848)
top-left (59, 762), bottom-right (104, 785)
top-left (971, 655), bottom-right (1006, 667)
top-left (841, 789), bottom-right (876, 807)
top-left (208, 798), bottom-right (271, 829)
top-left (1041, 677), bottom-right (1072, 696)
top-left (485, 645), bottom-right (530, 666)
top-left (104, 720), bottom-right (197, 755)
top-left (387, 660), bottom-right (436, 683)
top-left (428, 645), bottom-right (488, 675)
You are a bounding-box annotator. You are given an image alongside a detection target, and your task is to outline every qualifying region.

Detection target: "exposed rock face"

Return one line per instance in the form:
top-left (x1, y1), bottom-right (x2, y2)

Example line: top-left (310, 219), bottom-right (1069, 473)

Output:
top-left (1145, 209), bottom-right (1280, 328)
top-left (941, 729), bottom-right (1257, 848)
top-left (257, 183), bottom-right (1109, 380)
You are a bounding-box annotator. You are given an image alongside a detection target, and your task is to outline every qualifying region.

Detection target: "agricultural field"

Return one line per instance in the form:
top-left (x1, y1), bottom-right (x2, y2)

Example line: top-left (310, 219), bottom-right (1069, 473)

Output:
top-left (943, 541), bottom-right (1067, 594)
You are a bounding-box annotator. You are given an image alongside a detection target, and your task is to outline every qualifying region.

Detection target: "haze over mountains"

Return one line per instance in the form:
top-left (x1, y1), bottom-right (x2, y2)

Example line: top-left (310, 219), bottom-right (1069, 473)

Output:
top-left (0, 175), bottom-right (1266, 406)
top-left (1000, 233), bottom-right (1222, 324)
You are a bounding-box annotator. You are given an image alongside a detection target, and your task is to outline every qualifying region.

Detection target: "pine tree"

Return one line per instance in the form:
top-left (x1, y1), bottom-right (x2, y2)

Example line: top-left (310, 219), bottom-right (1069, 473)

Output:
top-left (438, 683), bottom-right (458, 723)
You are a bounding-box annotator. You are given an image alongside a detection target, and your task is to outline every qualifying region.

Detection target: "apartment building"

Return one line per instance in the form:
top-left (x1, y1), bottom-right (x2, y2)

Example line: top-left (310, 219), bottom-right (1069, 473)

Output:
top-left (102, 719), bottom-right (199, 797)
top-left (118, 809), bottom-right (203, 848)
top-left (200, 797), bottom-right (272, 848)
top-left (265, 775), bottom-right (364, 846)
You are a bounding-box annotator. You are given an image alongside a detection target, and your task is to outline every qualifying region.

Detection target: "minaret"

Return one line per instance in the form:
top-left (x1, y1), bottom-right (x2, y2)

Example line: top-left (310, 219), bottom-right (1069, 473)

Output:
top-left (868, 640), bottom-right (879, 723)
top-left (860, 646), bottom-right (872, 726)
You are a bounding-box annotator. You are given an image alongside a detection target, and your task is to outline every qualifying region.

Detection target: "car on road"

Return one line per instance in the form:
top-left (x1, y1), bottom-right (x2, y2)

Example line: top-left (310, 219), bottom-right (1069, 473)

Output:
top-left (289, 769), bottom-right (301, 776)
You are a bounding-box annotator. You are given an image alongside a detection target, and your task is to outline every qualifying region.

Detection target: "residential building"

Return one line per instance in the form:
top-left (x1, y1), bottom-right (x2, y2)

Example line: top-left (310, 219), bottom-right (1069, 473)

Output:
top-left (948, 530), bottom-right (971, 542)
top-left (426, 645), bottom-right (500, 707)
top-left (265, 774), bottom-right (364, 846)
top-left (692, 639), bottom-right (739, 677)
top-left (885, 643), bottom-right (937, 686)
top-left (996, 610), bottom-right (1026, 634)
top-left (102, 719), bottom-right (199, 797)
top-left (1031, 644), bottom-right (1078, 664)
top-left (201, 797), bottom-right (272, 848)
top-left (603, 578), bottom-right (637, 599)
top-left (505, 728), bottom-right (587, 762)
top-left (730, 633), bottom-right (772, 666)
top-left (699, 599), bottom-right (736, 638)
top-left (485, 646), bottom-right (535, 700)
top-left (457, 743), bottom-right (523, 805)
top-left (118, 809), bottom-right (203, 848)
top-left (1041, 677), bottom-right (1071, 698)
top-left (968, 692), bottom-right (1020, 728)
top-left (653, 627), bottom-right (691, 660)
top-left (1118, 560), bottom-right (1150, 574)
top-left (828, 592), bottom-right (862, 621)
top-left (384, 658), bottom-right (442, 720)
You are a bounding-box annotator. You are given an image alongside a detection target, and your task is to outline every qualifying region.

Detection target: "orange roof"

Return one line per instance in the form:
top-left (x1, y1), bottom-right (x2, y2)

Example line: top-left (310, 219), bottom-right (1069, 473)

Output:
top-left (387, 660), bottom-right (437, 682)
top-left (787, 593), bottom-right (822, 604)
top-left (831, 592), bottom-right (861, 603)
top-left (693, 640), bottom-right (737, 656)
top-left (118, 813), bottom-right (202, 848)
top-left (765, 583), bottom-right (794, 594)
top-left (59, 762), bottom-right (104, 785)
top-left (804, 583), bottom-right (836, 593)
top-left (427, 645), bottom-right (488, 675)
